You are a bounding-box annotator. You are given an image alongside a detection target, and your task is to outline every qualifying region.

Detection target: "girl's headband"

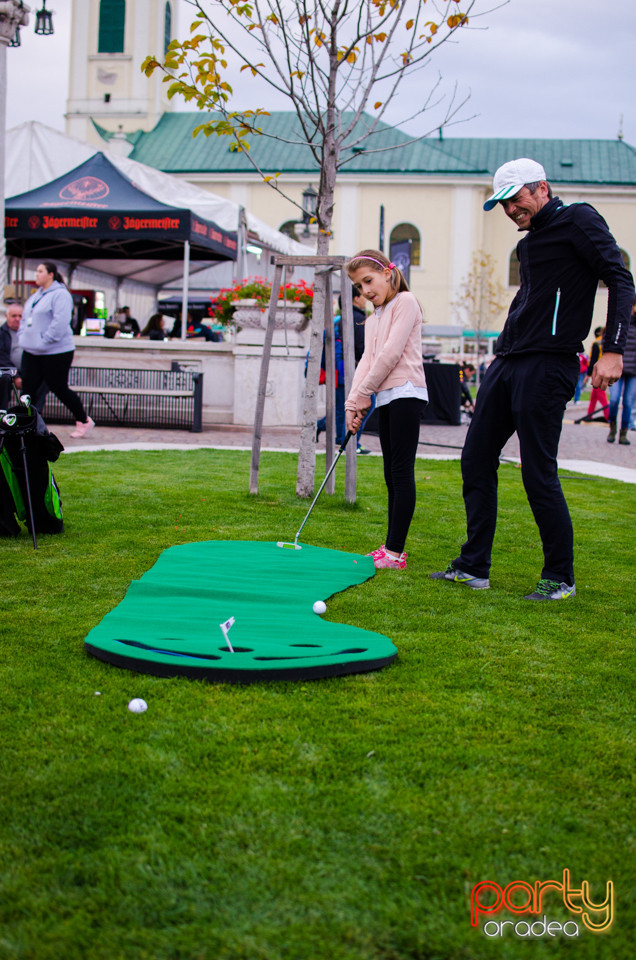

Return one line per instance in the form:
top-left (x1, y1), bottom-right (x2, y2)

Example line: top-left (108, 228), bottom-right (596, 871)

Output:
top-left (353, 256), bottom-right (396, 270)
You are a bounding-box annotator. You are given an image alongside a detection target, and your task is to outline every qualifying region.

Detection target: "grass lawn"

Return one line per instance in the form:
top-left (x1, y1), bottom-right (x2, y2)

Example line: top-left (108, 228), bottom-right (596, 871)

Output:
top-left (1, 448), bottom-right (634, 960)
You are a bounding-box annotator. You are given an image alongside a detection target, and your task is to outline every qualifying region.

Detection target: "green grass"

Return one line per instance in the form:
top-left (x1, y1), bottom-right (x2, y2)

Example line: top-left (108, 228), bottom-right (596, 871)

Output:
top-left (1, 449), bottom-right (634, 960)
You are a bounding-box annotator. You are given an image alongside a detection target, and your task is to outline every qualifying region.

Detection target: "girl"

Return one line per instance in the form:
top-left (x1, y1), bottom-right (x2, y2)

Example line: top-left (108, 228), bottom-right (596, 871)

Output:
top-left (345, 250), bottom-right (427, 569)
top-left (19, 262), bottom-right (95, 439)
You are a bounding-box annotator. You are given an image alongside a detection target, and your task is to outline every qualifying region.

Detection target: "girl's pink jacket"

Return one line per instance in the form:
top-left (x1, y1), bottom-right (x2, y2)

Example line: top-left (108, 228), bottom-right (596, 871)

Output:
top-left (345, 291), bottom-right (426, 411)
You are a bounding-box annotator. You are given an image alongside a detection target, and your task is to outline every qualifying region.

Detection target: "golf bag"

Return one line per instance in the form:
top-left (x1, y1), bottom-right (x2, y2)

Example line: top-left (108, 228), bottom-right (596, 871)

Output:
top-left (0, 405), bottom-right (64, 538)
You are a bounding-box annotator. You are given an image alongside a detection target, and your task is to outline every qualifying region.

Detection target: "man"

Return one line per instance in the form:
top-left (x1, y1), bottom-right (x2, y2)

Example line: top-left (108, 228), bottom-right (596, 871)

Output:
top-left (118, 305), bottom-right (140, 336)
top-left (0, 303), bottom-right (25, 408)
top-left (432, 158), bottom-right (634, 600)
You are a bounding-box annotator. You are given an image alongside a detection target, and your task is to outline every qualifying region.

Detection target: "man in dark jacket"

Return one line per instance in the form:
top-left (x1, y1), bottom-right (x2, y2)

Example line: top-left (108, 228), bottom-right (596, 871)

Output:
top-left (432, 157), bottom-right (634, 600)
top-left (0, 303), bottom-right (25, 408)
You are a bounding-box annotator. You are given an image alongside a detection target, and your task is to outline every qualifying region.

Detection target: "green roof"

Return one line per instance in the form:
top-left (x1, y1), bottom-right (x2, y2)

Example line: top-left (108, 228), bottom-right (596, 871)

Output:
top-left (125, 112), bottom-right (636, 184)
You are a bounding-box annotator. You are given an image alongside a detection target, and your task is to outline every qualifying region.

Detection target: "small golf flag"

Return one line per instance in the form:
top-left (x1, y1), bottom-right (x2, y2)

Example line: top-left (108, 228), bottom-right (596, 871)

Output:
top-left (219, 616), bottom-right (236, 653)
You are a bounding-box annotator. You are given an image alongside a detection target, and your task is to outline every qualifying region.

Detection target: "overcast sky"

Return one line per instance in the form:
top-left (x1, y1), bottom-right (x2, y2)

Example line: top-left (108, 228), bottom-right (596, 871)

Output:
top-left (6, 0), bottom-right (636, 145)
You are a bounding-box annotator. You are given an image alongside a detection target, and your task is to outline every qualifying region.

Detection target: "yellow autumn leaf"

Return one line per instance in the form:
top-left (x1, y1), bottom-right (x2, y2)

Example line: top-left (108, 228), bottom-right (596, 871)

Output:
top-left (374, 101), bottom-right (382, 109)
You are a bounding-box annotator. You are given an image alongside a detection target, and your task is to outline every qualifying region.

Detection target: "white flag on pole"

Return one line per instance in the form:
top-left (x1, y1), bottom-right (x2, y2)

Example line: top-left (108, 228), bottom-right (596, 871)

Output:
top-left (219, 616), bottom-right (236, 653)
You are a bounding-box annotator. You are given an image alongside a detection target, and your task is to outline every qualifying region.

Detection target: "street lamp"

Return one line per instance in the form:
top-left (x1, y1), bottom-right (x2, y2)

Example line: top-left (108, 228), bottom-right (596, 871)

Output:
top-left (301, 184), bottom-right (318, 236)
top-left (34, 0), bottom-right (53, 35)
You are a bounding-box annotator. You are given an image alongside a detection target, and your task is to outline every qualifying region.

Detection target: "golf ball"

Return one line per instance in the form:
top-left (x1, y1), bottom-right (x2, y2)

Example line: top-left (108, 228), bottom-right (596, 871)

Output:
top-left (313, 600), bottom-right (327, 615)
top-left (128, 698), bottom-right (148, 714)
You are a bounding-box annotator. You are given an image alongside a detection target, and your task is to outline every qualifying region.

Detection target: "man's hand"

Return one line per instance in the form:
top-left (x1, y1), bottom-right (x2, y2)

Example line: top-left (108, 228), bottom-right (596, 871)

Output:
top-left (592, 352), bottom-right (623, 391)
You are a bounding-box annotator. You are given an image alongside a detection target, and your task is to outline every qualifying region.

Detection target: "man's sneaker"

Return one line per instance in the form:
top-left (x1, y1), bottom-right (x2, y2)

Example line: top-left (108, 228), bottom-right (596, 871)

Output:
top-left (524, 579), bottom-right (576, 600)
top-left (70, 416), bottom-right (95, 439)
top-left (366, 545), bottom-right (387, 561)
top-left (374, 551), bottom-right (407, 570)
top-left (357, 445), bottom-right (371, 455)
top-left (430, 564), bottom-right (490, 590)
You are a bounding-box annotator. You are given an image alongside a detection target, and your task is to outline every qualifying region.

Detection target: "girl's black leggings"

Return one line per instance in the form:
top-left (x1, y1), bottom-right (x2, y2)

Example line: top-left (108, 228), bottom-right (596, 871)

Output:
top-left (377, 397), bottom-right (426, 554)
top-left (21, 350), bottom-right (88, 423)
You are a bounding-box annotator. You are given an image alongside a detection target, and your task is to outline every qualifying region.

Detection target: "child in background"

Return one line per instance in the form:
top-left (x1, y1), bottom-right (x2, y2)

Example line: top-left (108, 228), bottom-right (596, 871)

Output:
top-left (345, 249), bottom-right (427, 569)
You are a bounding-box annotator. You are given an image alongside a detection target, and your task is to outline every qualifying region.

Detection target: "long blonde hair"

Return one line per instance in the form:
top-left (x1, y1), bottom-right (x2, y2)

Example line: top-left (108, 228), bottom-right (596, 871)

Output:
top-left (346, 249), bottom-right (409, 296)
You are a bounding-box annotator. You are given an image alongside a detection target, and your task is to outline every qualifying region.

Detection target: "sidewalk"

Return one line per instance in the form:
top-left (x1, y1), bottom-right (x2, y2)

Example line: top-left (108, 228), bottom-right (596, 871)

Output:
top-left (58, 399), bottom-right (636, 484)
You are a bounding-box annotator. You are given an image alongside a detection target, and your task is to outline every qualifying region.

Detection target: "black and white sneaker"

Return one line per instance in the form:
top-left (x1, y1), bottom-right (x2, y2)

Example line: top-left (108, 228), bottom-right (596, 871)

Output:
top-left (524, 579), bottom-right (576, 601)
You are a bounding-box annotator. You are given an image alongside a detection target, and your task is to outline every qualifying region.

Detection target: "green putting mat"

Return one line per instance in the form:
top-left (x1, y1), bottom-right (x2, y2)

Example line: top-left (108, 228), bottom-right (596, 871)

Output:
top-left (85, 541), bottom-right (397, 683)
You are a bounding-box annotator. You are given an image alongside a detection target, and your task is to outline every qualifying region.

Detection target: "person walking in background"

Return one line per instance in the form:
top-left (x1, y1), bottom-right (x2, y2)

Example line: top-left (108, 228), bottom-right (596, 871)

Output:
top-left (345, 250), bottom-right (428, 570)
top-left (315, 310), bottom-right (346, 445)
top-left (431, 158), bottom-right (633, 600)
top-left (607, 296), bottom-right (636, 445)
top-left (573, 351), bottom-right (589, 402)
top-left (586, 326), bottom-right (609, 421)
top-left (19, 262), bottom-right (95, 439)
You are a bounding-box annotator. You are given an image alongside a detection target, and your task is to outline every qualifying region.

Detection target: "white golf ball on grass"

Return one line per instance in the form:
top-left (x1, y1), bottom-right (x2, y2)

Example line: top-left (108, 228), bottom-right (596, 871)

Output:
top-left (128, 698), bottom-right (148, 714)
top-left (313, 600), bottom-right (327, 615)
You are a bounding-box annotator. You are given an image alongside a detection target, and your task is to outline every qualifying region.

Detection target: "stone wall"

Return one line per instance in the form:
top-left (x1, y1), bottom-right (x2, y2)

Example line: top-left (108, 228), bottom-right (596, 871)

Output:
top-left (72, 301), bottom-right (310, 427)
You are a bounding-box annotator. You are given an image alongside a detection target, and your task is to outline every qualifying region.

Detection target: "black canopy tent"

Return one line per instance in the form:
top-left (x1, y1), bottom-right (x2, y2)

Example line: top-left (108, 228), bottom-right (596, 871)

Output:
top-left (4, 153), bottom-right (238, 339)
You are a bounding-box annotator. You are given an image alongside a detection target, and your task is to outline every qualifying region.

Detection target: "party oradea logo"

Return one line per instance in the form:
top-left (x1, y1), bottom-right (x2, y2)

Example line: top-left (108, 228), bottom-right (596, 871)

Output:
top-left (471, 869), bottom-right (613, 939)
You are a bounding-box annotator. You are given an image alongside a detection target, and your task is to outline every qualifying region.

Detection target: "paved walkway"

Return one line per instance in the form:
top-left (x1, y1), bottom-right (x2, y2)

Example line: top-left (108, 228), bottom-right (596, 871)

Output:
top-left (58, 399), bottom-right (636, 484)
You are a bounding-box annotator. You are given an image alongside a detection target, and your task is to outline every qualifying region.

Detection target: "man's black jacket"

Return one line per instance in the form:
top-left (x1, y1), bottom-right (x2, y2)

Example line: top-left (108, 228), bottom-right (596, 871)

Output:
top-left (495, 196), bottom-right (634, 357)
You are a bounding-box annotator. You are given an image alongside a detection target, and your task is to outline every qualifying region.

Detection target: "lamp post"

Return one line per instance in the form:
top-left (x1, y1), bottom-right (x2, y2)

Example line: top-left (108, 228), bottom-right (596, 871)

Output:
top-left (301, 184), bottom-right (318, 237)
top-left (0, 2), bottom-right (54, 304)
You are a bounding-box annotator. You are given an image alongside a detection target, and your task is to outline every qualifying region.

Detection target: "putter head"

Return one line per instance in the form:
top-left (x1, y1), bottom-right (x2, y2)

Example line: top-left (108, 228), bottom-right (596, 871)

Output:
top-left (276, 541), bottom-right (302, 550)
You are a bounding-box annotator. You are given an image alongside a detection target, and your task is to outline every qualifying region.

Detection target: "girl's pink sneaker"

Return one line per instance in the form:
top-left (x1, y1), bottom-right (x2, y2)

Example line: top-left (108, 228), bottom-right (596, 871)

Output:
top-left (366, 545), bottom-right (387, 561)
top-left (70, 416), bottom-right (95, 439)
top-left (374, 551), bottom-right (407, 570)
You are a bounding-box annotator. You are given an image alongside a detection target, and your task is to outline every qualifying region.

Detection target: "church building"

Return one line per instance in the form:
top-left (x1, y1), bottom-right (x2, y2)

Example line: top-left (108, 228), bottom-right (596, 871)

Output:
top-left (66, 0), bottom-right (636, 340)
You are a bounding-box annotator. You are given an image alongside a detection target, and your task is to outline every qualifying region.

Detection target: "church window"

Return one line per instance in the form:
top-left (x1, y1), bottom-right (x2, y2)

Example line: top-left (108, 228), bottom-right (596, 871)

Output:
top-left (389, 223), bottom-right (421, 267)
top-left (164, 3), bottom-right (172, 56)
top-left (98, 0), bottom-right (126, 54)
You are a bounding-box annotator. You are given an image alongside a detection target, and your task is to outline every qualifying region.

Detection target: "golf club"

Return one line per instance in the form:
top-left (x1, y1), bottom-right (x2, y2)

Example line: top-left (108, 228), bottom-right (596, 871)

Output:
top-left (277, 431), bottom-right (353, 550)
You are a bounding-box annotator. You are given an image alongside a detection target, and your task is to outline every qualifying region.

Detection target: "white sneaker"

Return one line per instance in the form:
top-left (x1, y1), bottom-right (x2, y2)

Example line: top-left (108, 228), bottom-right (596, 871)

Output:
top-left (70, 416), bottom-right (95, 439)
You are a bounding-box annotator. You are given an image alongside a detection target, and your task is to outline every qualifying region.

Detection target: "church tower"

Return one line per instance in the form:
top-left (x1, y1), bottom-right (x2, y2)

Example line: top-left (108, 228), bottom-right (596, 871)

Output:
top-left (65, 0), bottom-right (177, 146)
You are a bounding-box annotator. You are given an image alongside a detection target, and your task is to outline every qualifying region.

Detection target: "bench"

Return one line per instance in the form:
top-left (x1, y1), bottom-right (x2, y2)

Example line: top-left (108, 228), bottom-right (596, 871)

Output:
top-left (42, 365), bottom-right (204, 432)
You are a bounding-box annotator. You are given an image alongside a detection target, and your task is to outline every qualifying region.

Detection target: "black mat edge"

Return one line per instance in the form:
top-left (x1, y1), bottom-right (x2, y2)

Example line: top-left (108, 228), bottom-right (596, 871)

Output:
top-left (85, 643), bottom-right (397, 684)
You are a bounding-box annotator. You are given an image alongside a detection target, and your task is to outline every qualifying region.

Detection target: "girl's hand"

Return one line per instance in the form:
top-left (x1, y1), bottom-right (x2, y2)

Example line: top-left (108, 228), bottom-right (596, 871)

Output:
top-left (347, 406), bottom-right (369, 434)
top-left (346, 410), bottom-right (359, 434)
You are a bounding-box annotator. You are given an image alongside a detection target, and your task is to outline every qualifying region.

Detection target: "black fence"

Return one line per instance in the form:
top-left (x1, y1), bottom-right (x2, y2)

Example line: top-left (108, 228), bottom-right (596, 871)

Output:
top-left (42, 366), bottom-right (204, 432)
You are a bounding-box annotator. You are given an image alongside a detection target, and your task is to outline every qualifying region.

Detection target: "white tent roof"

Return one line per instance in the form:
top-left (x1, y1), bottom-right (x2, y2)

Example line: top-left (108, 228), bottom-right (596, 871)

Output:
top-left (6, 121), bottom-right (314, 285)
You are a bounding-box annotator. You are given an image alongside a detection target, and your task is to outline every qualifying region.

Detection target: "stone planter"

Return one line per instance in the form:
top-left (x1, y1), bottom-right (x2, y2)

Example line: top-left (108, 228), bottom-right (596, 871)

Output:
top-left (230, 300), bottom-right (310, 426)
top-left (232, 299), bottom-right (309, 346)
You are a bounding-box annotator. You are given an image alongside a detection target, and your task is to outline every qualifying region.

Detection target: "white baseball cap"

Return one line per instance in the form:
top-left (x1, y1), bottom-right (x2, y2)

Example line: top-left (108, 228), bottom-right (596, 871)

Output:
top-left (483, 158), bottom-right (547, 211)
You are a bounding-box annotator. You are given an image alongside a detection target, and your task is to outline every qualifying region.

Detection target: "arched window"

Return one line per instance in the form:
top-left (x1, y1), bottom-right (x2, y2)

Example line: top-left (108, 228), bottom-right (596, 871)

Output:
top-left (280, 220), bottom-right (300, 240)
top-left (508, 249), bottom-right (520, 287)
top-left (389, 223), bottom-right (421, 268)
top-left (164, 2), bottom-right (172, 56)
top-left (98, 0), bottom-right (126, 54)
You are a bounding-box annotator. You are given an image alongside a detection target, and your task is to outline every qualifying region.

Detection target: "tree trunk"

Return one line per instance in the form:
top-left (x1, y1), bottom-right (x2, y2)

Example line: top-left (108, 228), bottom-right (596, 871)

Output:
top-left (295, 128), bottom-right (338, 498)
